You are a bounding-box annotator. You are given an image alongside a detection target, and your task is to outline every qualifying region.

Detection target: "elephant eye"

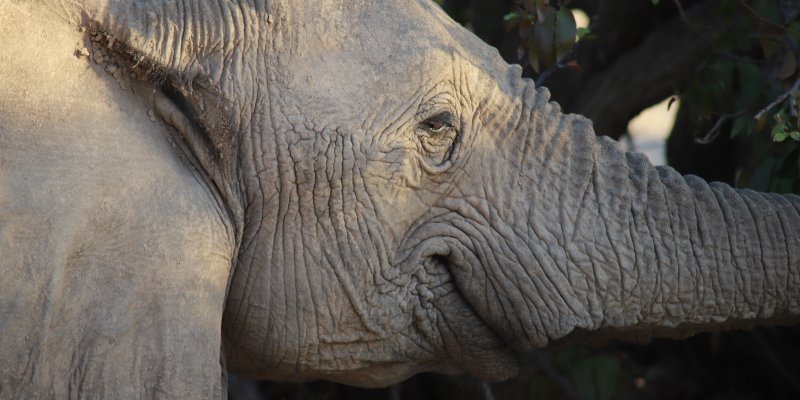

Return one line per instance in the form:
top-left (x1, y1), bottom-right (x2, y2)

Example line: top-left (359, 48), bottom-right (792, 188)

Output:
top-left (421, 112), bottom-right (455, 135)
top-left (417, 111), bottom-right (459, 171)
top-left (425, 120), bottom-right (451, 134)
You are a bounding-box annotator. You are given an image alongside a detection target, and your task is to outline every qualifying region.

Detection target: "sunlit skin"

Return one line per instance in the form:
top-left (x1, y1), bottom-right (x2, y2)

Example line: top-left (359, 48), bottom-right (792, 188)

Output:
top-left (1, 1), bottom-right (799, 397)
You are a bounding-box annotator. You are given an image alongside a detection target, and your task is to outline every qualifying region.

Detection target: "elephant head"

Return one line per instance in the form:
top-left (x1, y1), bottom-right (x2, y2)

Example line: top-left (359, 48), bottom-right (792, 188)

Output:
top-left (76, 0), bottom-right (800, 387)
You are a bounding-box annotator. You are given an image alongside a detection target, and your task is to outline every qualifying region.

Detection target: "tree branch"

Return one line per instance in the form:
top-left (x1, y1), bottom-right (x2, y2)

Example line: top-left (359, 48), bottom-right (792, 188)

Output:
top-left (695, 111), bottom-right (745, 144)
top-left (565, 0), bottom-right (732, 138)
top-left (753, 76), bottom-right (800, 121)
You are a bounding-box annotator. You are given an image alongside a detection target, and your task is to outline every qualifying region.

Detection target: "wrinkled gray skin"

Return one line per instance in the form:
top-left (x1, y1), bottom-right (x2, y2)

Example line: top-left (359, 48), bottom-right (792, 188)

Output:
top-left (1, 0), bottom-right (799, 397)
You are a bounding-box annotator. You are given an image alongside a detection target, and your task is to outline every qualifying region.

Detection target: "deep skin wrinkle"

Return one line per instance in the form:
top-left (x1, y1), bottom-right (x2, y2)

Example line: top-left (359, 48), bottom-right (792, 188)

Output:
top-left (1, 0), bottom-right (799, 396)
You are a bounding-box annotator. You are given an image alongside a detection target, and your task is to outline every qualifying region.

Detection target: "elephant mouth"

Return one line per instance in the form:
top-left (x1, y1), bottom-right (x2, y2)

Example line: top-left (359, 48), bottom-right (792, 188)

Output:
top-left (404, 238), bottom-right (519, 382)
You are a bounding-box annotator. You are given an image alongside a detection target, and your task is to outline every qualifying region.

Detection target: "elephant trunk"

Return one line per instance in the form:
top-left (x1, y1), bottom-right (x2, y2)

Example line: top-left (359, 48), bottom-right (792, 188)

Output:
top-left (567, 127), bottom-right (800, 343)
top-left (450, 85), bottom-right (800, 352)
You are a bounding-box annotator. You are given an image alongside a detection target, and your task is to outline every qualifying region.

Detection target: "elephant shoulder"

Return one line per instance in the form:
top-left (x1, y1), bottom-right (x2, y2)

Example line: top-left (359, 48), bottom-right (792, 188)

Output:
top-left (0, 6), bottom-right (233, 398)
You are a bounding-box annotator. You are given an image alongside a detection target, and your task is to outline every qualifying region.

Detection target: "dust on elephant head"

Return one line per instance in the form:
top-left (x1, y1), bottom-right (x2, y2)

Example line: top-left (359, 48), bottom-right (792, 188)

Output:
top-left (15, 0), bottom-right (800, 390)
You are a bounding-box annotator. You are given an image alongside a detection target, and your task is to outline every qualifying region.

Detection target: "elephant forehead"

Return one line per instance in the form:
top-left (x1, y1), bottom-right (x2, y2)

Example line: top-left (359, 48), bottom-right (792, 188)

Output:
top-left (293, 0), bottom-right (464, 55)
top-left (283, 0), bottom-right (499, 102)
top-left (288, 45), bottom-right (457, 107)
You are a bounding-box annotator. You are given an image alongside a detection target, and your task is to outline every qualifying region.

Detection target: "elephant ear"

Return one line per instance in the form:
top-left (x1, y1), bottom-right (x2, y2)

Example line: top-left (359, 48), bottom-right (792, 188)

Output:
top-left (90, 0), bottom-right (233, 83)
top-left (90, 0), bottom-right (263, 152)
top-left (85, 0), bottom-right (261, 226)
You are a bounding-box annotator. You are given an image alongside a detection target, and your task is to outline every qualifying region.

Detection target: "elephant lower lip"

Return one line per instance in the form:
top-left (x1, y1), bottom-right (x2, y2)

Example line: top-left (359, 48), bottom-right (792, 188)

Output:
top-left (420, 254), bottom-right (520, 382)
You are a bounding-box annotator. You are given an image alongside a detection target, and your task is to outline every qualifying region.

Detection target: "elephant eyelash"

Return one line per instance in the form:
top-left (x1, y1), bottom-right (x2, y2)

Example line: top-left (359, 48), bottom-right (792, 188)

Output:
top-left (416, 110), bottom-right (460, 171)
top-left (426, 121), bottom-right (452, 133)
top-left (419, 111), bottom-right (457, 135)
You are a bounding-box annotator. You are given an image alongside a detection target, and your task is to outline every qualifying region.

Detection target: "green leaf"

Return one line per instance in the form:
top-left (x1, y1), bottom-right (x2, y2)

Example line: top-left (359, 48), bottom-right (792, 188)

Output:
top-left (790, 131), bottom-right (800, 141)
top-left (576, 26), bottom-right (591, 40)
top-left (652, 0), bottom-right (661, 4)
top-left (773, 118), bottom-right (789, 141)
top-left (528, 45), bottom-right (540, 73)
top-left (555, 7), bottom-right (577, 61)
top-left (503, 11), bottom-right (520, 22)
top-left (532, 7), bottom-right (557, 70)
top-left (504, 11), bottom-right (523, 31)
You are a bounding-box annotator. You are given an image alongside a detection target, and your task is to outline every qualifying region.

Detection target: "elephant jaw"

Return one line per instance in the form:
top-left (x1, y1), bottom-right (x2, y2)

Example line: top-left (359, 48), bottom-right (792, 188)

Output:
top-left (394, 236), bottom-right (519, 382)
top-left (420, 255), bottom-right (519, 382)
top-left (405, 214), bottom-right (595, 358)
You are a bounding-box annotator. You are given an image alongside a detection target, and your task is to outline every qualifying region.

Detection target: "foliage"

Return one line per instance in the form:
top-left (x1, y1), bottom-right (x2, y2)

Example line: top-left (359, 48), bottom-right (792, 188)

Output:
top-left (503, 0), bottom-right (588, 74)
top-left (502, 1), bottom-right (800, 193)
top-left (680, 0), bottom-right (800, 193)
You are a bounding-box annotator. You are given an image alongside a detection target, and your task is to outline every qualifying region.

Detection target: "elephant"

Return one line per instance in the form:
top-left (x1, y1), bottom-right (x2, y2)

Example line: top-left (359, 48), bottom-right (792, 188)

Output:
top-left (1, 0), bottom-right (799, 397)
